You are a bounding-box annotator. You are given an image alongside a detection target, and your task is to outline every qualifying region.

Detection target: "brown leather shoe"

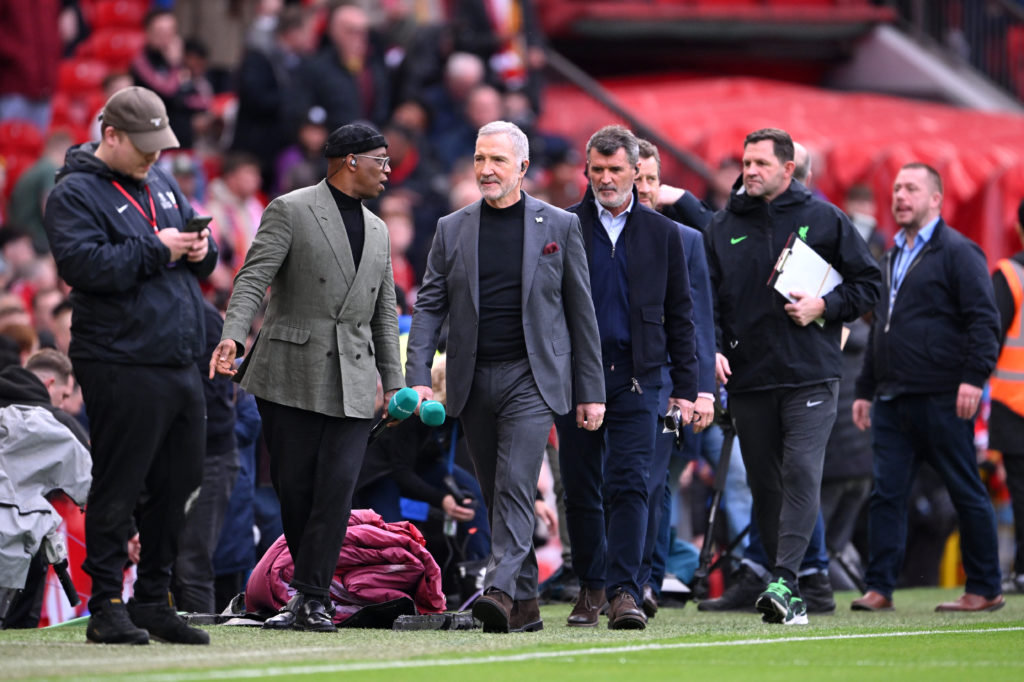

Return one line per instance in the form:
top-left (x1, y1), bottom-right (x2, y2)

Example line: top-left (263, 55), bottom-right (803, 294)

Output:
top-left (641, 585), bottom-right (659, 619)
top-left (607, 591), bottom-right (647, 630)
top-left (567, 586), bottom-right (605, 627)
top-left (472, 588), bottom-right (513, 633)
top-left (935, 593), bottom-right (1005, 612)
top-left (851, 590), bottom-right (894, 611)
top-left (509, 597), bottom-right (543, 632)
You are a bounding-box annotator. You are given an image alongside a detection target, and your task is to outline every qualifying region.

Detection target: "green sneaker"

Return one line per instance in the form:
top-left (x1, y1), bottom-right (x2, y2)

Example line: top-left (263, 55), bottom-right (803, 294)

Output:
top-left (756, 578), bottom-right (808, 625)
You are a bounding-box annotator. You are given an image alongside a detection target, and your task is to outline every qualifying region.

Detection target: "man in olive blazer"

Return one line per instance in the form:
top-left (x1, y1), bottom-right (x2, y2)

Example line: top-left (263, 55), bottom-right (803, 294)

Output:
top-left (405, 121), bottom-right (605, 633)
top-left (212, 124), bottom-right (402, 631)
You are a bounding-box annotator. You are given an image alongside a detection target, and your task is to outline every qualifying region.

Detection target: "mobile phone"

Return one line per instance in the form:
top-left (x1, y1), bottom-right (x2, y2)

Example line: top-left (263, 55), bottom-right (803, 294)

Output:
top-left (182, 215), bottom-right (212, 233)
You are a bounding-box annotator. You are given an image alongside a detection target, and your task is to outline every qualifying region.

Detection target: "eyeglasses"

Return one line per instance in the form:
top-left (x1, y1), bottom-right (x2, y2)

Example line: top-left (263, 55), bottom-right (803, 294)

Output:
top-left (354, 154), bottom-right (390, 169)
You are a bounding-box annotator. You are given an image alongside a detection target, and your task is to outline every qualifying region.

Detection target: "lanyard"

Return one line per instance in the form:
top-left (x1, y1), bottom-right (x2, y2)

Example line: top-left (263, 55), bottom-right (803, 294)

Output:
top-left (111, 181), bottom-right (158, 234)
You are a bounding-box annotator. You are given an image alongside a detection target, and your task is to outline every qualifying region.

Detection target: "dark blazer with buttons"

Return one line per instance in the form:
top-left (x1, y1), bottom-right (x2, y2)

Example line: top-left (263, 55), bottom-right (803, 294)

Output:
top-left (221, 180), bottom-right (404, 419)
top-left (406, 192), bottom-right (605, 417)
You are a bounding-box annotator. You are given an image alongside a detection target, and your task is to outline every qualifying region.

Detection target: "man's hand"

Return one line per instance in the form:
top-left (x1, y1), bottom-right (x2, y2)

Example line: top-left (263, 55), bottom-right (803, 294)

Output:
top-left (382, 388), bottom-right (398, 417)
top-left (956, 383), bottom-right (983, 420)
top-left (668, 396), bottom-right (694, 425)
top-left (535, 499), bottom-right (557, 532)
top-left (852, 398), bottom-right (872, 431)
top-left (409, 385), bottom-right (432, 414)
top-left (209, 339), bottom-right (238, 378)
top-left (576, 402), bottom-right (605, 430)
top-left (691, 395), bottom-right (715, 434)
top-left (784, 290), bottom-right (826, 327)
top-left (158, 228), bottom-right (200, 262)
top-left (658, 184), bottom-right (685, 207)
top-left (441, 494), bottom-right (476, 522)
top-left (715, 352), bottom-right (731, 385)
top-left (186, 228), bottom-right (211, 262)
top-left (126, 533), bottom-right (141, 565)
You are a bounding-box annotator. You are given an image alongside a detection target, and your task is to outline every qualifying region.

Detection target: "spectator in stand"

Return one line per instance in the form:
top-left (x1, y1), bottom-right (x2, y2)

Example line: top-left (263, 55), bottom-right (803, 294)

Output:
top-left (31, 287), bottom-right (63, 349)
top-left (378, 192), bottom-right (417, 293)
top-left (434, 84), bottom-right (504, 172)
top-left (43, 86), bottom-right (217, 645)
top-left (309, 3), bottom-right (392, 130)
top-left (852, 163), bottom-right (1004, 613)
top-left (233, 4), bottom-right (319, 193)
top-left (0, 227), bottom-right (37, 291)
top-left (131, 9), bottom-right (214, 150)
top-left (275, 106), bottom-right (330, 196)
top-left (845, 183), bottom-right (886, 261)
top-left (50, 298), bottom-right (72, 356)
top-left (206, 151), bottom-right (266, 284)
top-left (378, 0), bottom-right (449, 106)
top-left (423, 53), bottom-right (487, 150)
top-left (0, 0), bottom-right (65, 130)
top-left (449, 0), bottom-right (547, 112)
top-left (991, 200), bottom-right (1024, 595)
top-left (8, 131), bottom-right (72, 255)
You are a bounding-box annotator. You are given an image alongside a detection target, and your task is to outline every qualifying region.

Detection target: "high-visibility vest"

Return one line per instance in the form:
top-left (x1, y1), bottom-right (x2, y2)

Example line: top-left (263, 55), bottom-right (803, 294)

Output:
top-left (990, 258), bottom-right (1024, 416)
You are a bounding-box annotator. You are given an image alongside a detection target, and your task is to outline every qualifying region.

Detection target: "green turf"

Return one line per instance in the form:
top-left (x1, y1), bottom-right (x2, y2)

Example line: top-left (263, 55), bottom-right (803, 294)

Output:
top-left (2, 588), bottom-right (1021, 682)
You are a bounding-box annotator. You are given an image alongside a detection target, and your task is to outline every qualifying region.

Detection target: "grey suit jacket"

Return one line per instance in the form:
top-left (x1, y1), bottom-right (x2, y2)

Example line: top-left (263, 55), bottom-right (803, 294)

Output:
top-left (221, 180), bottom-right (403, 419)
top-left (406, 193), bottom-right (604, 417)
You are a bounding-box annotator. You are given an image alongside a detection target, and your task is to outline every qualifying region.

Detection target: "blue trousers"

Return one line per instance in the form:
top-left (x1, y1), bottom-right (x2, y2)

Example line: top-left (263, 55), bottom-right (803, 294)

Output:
top-left (558, 363), bottom-right (661, 604)
top-left (865, 393), bottom-right (1001, 599)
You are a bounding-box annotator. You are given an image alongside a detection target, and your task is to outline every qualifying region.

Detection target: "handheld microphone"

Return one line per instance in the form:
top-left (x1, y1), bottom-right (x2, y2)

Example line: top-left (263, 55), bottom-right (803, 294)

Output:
top-left (368, 387), bottom-right (421, 443)
top-left (419, 400), bottom-right (446, 427)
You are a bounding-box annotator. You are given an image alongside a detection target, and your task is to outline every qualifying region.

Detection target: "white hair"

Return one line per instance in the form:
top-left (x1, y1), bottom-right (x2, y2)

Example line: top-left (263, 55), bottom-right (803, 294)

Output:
top-left (477, 120), bottom-right (530, 165)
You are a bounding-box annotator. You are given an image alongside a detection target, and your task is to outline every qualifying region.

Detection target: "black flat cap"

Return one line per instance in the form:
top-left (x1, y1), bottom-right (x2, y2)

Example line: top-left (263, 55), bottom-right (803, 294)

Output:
top-left (323, 123), bottom-right (387, 158)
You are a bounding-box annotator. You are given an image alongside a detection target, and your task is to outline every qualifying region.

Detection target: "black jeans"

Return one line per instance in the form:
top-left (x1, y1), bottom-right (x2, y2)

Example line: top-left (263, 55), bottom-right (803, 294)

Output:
top-left (75, 361), bottom-right (206, 610)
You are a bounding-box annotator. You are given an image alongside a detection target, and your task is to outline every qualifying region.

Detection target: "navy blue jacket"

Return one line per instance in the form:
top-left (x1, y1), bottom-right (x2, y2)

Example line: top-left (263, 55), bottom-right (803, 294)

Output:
top-left (569, 187), bottom-right (698, 400)
top-left (44, 142), bottom-right (218, 367)
top-left (855, 218), bottom-right (1000, 399)
top-left (678, 222), bottom-right (716, 397)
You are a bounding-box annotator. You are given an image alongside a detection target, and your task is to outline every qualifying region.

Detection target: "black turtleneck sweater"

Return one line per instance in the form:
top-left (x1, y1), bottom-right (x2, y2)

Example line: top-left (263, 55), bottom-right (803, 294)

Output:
top-left (477, 196), bottom-right (526, 361)
top-left (328, 183), bottom-right (365, 270)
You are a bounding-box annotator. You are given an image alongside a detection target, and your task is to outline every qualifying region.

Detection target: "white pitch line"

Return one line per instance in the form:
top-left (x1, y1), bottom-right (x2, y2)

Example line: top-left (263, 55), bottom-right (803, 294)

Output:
top-left (92, 625), bottom-right (1024, 682)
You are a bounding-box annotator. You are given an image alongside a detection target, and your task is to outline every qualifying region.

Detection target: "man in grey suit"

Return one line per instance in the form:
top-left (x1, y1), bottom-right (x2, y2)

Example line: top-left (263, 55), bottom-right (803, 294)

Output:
top-left (211, 124), bottom-right (403, 632)
top-left (405, 121), bottom-right (605, 633)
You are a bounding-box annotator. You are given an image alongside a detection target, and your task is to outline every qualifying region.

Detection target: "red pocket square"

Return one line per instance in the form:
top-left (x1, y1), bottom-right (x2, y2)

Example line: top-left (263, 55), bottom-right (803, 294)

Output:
top-left (543, 242), bottom-right (559, 255)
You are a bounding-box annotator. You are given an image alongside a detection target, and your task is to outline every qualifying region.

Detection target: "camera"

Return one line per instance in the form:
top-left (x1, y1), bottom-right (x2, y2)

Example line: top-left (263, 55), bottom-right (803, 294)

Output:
top-left (663, 405), bottom-right (682, 434)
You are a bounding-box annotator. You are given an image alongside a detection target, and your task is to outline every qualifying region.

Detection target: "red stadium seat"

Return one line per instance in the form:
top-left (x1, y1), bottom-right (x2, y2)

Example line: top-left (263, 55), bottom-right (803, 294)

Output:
top-left (0, 119), bottom-right (45, 157)
top-left (57, 58), bottom-right (110, 93)
top-left (91, 0), bottom-right (149, 30)
top-left (77, 29), bottom-right (146, 70)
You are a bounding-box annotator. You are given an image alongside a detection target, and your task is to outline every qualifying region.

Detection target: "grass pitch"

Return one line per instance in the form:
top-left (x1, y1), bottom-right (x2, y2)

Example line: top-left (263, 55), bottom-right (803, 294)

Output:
top-left (2, 588), bottom-right (1022, 682)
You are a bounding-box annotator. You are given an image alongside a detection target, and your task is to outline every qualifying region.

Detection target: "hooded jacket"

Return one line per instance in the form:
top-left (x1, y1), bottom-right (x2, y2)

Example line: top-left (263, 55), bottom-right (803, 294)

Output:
top-left (43, 143), bottom-right (218, 367)
top-left (704, 179), bottom-right (881, 393)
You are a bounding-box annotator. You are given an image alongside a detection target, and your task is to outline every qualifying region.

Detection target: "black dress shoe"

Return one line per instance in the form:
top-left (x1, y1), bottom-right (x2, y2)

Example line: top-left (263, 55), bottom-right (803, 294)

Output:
top-left (642, 585), bottom-right (659, 619)
top-left (295, 599), bottom-right (337, 632)
top-left (262, 594), bottom-right (304, 630)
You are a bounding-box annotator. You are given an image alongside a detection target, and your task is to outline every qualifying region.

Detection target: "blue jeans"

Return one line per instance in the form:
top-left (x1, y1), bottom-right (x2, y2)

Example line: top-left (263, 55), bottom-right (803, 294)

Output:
top-left (865, 393), bottom-right (1001, 599)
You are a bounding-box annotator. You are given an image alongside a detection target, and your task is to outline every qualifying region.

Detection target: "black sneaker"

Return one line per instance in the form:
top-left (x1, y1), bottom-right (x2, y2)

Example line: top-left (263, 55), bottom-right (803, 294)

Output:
top-left (798, 571), bottom-right (836, 613)
top-left (86, 598), bottom-right (149, 644)
top-left (697, 564), bottom-right (766, 612)
top-left (538, 564), bottom-right (580, 604)
top-left (1003, 573), bottom-right (1024, 595)
top-left (127, 597), bottom-right (210, 645)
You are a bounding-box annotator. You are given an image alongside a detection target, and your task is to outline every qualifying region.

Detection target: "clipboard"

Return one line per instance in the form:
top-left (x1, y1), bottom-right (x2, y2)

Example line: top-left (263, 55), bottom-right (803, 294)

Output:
top-left (767, 233), bottom-right (842, 327)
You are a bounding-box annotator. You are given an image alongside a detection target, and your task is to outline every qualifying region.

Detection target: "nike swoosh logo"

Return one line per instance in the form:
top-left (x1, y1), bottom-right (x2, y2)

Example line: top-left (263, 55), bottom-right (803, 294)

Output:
top-left (806, 400), bottom-right (823, 407)
top-left (730, 235), bottom-right (748, 245)
top-left (117, 204), bottom-right (129, 214)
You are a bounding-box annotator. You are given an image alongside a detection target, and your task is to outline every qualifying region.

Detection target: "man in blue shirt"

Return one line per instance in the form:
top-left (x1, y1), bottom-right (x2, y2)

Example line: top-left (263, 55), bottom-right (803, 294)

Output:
top-left (852, 163), bottom-right (1004, 612)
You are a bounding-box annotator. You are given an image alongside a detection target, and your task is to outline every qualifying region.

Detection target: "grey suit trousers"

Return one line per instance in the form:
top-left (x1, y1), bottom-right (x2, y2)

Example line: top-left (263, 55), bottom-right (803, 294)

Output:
top-left (459, 358), bottom-right (554, 600)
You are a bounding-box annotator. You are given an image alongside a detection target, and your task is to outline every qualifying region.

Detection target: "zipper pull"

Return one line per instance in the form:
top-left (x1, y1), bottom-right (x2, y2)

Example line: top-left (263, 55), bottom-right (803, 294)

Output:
top-left (630, 377), bottom-right (643, 394)
top-left (611, 243), bottom-right (616, 258)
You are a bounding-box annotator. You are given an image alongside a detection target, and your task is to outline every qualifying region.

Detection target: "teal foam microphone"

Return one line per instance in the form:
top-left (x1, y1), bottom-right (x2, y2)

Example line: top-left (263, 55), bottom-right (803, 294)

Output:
top-left (368, 387), bottom-right (420, 442)
top-left (419, 400), bottom-right (446, 427)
